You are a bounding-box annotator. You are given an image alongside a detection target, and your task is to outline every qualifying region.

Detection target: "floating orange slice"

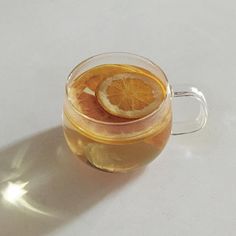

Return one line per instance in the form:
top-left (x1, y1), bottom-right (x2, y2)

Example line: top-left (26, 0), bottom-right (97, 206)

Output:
top-left (96, 72), bottom-right (165, 119)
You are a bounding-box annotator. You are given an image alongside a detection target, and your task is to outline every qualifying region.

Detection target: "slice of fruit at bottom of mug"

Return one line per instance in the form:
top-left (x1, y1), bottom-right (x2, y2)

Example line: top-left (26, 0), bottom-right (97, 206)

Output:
top-left (95, 72), bottom-right (165, 119)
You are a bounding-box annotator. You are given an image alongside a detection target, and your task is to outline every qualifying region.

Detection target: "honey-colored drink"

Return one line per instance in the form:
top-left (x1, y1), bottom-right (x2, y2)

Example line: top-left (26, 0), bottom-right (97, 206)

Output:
top-left (63, 64), bottom-right (172, 172)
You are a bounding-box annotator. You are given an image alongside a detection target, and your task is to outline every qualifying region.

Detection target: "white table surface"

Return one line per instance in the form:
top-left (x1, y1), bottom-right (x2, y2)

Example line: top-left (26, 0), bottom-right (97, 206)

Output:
top-left (0, 1), bottom-right (236, 235)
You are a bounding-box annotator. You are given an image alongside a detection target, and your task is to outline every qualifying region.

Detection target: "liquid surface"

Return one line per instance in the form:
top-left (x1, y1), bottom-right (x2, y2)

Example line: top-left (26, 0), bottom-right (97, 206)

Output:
top-left (63, 64), bottom-right (171, 172)
top-left (67, 64), bottom-right (166, 122)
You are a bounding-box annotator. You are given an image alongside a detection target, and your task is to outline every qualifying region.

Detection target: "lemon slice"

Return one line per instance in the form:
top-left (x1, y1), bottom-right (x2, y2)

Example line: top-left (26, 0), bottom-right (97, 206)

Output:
top-left (96, 72), bottom-right (165, 119)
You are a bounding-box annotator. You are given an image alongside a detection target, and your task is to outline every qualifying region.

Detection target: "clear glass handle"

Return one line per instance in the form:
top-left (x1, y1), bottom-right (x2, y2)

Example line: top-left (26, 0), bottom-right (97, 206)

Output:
top-left (171, 84), bottom-right (208, 135)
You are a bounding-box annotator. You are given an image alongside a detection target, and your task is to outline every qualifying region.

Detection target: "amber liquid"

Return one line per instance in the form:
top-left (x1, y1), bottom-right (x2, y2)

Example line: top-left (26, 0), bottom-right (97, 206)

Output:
top-left (63, 64), bottom-right (172, 172)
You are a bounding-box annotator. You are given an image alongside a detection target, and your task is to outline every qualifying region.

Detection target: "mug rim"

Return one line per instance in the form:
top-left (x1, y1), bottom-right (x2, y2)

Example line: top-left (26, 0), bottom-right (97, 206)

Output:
top-left (65, 52), bottom-right (171, 126)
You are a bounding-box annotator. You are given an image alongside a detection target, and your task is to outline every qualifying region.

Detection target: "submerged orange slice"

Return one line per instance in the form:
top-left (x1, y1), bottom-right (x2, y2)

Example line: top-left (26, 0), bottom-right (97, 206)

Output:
top-left (96, 72), bottom-right (165, 119)
top-left (75, 92), bottom-right (129, 122)
top-left (71, 64), bottom-right (139, 93)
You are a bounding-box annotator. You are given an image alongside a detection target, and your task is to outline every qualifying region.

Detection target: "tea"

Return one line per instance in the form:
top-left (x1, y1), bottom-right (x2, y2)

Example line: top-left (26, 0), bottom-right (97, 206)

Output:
top-left (63, 64), bottom-right (172, 172)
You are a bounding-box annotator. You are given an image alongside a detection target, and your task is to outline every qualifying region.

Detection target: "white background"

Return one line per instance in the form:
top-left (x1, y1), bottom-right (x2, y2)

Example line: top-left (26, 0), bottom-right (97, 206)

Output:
top-left (0, 0), bottom-right (236, 235)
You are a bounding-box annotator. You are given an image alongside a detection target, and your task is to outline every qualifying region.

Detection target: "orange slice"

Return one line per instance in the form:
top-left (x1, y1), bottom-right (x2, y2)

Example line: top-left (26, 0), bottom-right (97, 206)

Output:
top-left (70, 75), bottom-right (104, 95)
top-left (96, 72), bottom-right (165, 119)
top-left (75, 92), bottom-right (129, 122)
top-left (71, 64), bottom-right (139, 93)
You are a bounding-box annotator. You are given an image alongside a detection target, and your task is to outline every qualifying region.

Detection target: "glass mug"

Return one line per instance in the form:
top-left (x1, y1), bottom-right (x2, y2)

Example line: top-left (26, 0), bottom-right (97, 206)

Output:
top-left (63, 52), bottom-right (208, 173)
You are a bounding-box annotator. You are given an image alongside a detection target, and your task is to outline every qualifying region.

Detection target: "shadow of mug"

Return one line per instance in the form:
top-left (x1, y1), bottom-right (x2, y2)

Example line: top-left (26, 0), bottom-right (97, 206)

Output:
top-left (0, 127), bottom-right (143, 236)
